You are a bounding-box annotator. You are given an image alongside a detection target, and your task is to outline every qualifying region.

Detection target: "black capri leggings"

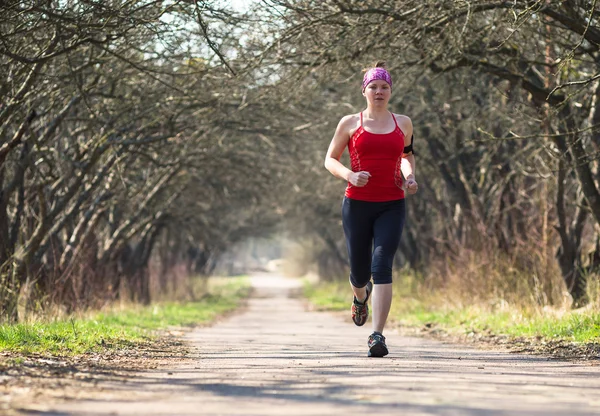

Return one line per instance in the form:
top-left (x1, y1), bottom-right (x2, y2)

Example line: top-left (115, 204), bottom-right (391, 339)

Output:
top-left (342, 197), bottom-right (406, 287)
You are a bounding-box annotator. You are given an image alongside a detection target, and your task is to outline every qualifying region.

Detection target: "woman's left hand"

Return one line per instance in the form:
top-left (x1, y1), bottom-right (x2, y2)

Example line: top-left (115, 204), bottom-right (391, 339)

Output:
top-left (405, 177), bottom-right (418, 194)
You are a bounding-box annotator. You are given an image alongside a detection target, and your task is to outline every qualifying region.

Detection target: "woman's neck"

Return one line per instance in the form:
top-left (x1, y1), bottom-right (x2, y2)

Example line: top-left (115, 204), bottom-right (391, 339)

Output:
top-left (364, 107), bottom-right (390, 121)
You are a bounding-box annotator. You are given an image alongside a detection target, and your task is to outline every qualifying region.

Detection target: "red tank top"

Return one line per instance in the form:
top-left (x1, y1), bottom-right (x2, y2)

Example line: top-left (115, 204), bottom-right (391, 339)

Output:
top-left (345, 112), bottom-right (406, 202)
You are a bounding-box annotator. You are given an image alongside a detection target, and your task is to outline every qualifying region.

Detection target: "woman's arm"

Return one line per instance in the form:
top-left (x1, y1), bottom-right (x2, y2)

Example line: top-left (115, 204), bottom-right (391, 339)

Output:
top-left (396, 115), bottom-right (418, 194)
top-left (324, 115), bottom-right (370, 187)
top-left (401, 153), bottom-right (415, 181)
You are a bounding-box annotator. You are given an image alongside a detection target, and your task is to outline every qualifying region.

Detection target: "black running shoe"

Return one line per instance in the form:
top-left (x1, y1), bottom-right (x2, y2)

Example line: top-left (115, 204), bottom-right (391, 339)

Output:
top-left (368, 332), bottom-right (388, 357)
top-left (351, 281), bottom-right (373, 326)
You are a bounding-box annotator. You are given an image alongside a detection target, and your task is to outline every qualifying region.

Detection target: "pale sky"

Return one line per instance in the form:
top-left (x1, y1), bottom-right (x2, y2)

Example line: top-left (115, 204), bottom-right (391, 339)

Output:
top-left (223, 0), bottom-right (256, 12)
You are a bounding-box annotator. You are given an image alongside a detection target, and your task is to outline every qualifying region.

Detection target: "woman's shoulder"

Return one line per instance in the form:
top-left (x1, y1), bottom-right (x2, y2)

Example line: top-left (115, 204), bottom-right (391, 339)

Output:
top-left (392, 113), bottom-right (412, 124)
top-left (339, 112), bottom-right (361, 126)
top-left (338, 113), bottom-right (362, 135)
top-left (392, 113), bottom-right (413, 137)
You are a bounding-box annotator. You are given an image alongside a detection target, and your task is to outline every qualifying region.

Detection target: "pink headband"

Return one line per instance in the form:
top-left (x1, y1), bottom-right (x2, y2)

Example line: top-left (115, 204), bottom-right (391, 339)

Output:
top-left (362, 67), bottom-right (392, 90)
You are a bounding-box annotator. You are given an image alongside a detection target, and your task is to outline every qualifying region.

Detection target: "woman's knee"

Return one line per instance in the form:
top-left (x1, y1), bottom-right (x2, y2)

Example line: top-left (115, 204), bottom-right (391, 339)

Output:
top-left (349, 271), bottom-right (371, 288)
top-left (371, 270), bottom-right (393, 285)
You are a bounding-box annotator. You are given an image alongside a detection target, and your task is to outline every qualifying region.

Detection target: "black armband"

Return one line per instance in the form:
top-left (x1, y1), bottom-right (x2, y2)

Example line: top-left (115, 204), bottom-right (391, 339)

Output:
top-left (403, 134), bottom-right (414, 155)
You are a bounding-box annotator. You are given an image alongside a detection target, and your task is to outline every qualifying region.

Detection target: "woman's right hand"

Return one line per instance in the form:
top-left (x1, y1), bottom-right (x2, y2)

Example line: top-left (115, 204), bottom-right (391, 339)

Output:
top-left (348, 171), bottom-right (371, 187)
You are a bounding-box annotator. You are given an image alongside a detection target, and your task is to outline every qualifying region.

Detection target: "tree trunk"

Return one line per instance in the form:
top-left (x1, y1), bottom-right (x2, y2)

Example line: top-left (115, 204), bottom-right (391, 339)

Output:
top-left (555, 158), bottom-right (589, 307)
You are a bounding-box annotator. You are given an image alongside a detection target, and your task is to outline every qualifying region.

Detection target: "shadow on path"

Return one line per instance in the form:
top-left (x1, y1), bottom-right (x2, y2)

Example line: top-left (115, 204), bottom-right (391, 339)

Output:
top-left (19, 273), bottom-right (600, 416)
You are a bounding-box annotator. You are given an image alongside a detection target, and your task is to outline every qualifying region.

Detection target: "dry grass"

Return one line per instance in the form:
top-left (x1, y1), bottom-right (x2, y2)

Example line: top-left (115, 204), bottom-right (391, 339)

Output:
top-left (416, 246), bottom-right (574, 312)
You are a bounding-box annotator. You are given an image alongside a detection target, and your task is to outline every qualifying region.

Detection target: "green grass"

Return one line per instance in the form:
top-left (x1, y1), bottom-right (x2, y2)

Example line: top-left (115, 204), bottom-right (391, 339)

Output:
top-left (398, 306), bottom-right (600, 342)
top-left (0, 276), bottom-right (251, 355)
top-left (302, 280), bottom-right (349, 311)
top-left (303, 279), bottom-right (600, 344)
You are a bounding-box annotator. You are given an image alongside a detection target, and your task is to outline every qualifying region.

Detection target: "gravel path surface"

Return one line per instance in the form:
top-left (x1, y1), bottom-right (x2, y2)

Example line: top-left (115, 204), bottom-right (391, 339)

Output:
top-left (23, 273), bottom-right (600, 416)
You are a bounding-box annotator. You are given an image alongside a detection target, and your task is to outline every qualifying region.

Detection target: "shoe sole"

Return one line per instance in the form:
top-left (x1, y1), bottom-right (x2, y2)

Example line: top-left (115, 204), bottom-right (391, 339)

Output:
top-left (353, 316), bottom-right (368, 326)
top-left (368, 342), bottom-right (389, 357)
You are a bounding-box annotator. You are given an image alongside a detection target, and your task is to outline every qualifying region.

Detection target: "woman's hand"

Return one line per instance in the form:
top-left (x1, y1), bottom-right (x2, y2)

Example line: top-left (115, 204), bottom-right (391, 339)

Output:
top-left (405, 175), bottom-right (418, 194)
top-left (348, 171), bottom-right (371, 187)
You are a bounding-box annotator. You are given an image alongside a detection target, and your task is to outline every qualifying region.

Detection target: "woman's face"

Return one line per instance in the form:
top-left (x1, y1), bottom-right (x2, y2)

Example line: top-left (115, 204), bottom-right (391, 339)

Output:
top-left (363, 80), bottom-right (391, 107)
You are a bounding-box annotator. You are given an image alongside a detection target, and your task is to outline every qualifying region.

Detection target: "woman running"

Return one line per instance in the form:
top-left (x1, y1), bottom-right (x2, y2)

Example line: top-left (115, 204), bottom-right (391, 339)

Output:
top-left (324, 62), bottom-right (418, 357)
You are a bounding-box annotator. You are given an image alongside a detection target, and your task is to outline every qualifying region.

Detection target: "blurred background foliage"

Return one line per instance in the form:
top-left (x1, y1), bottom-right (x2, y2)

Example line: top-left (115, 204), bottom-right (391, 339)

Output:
top-left (0, 0), bottom-right (599, 321)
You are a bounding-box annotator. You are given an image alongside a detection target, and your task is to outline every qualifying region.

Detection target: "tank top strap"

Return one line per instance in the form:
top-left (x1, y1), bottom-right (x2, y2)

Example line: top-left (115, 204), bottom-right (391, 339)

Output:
top-left (391, 112), bottom-right (399, 129)
top-left (360, 111), bottom-right (363, 127)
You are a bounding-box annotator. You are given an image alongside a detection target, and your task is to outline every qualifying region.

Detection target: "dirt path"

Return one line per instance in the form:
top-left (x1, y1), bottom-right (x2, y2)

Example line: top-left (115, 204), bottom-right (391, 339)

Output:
top-left (14, 273), bottom-right (600, 415)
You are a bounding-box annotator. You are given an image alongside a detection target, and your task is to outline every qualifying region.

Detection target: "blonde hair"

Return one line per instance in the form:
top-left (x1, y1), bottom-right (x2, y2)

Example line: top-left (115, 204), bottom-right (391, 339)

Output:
top-left (362, 61), bottom-right (387, 73)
